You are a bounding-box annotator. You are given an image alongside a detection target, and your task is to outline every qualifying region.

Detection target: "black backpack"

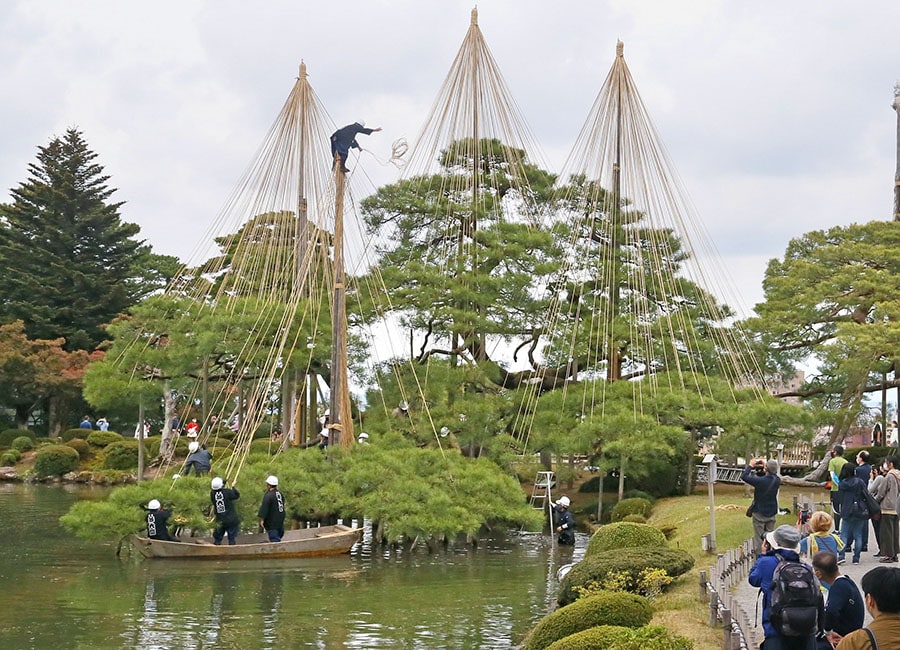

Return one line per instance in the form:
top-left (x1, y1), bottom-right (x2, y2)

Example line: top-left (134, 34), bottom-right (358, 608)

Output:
top-left (768, 553), bottom-right (820, 637)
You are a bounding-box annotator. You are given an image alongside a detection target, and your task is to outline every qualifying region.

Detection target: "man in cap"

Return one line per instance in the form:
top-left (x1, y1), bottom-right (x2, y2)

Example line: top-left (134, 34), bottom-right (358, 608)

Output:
top-left (330, 120), bottom-right (382, 173)
top-left (210, 477), bottom-right (240, 545)
top-left (749, 524), bottom-right (823, 649)
top-left (742, 457), bottom-right (782, 554)
top-left (182, 441), bottom-right (212, 476)
top-left (554, 496), bottom-right (576, 545)
top-left (145, 499), bottom-right (179, 542)
top-left (258, 475), bottom-right (286, 542)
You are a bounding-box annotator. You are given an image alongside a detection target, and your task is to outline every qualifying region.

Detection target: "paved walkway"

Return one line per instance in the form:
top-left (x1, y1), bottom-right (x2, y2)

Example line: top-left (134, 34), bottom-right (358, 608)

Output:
top-left (732, 524), bottom-right (887, 647)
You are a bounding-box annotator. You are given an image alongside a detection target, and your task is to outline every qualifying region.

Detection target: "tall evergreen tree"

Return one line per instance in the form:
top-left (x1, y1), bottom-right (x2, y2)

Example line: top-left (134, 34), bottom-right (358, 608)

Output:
top-left (0, 129), bottom-right (174, 350)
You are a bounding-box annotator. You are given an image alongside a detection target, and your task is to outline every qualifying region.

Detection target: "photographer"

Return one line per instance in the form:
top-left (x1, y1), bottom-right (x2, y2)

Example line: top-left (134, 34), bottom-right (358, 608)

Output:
top-left (742, 458), bottom-right (781, 554)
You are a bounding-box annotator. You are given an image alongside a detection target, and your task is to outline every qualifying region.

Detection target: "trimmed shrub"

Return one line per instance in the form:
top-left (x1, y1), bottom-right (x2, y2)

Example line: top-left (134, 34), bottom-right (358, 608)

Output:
top-left (558, 547), bottom-right (695, 605)
top-left (0, 429), bottom-right (35, 447)
top-left (249, 438), bottom-right (279, 455)
top-left (34, 444), bottom-right (80, 477)
top-left (610, 497), bottom-right (652, 522)
top-left (545, 624), bottom-right (693, 650)
top-left (522, 591), bottom-right (651, 650)
top-left (65, 438), bottom-right (91, 459)
top-left (86, 430), bottom-right (123, 448)
top-left (252, 422), bottom-right (274, 439)
top-left (1, 449), bottom-right (22, 465)
top-left (622, 489), bottom-right (656, 504)
top-left (146, 437), bottom-right (162, 458)
top-left (585, 522), bottom-right (667, 556)
top-left (102, 440), bottom-right (143, 470)
top-left (12, 436), bottom-right (35, 452)
top-left (619, 514), bottom-right (647, 524)
top-left (60, 428), bottom-right (89, 442)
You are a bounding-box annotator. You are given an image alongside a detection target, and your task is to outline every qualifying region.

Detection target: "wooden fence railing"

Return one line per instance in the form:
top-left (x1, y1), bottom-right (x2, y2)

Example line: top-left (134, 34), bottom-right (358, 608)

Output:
top-left (700, 538), bottom-right (758, 650)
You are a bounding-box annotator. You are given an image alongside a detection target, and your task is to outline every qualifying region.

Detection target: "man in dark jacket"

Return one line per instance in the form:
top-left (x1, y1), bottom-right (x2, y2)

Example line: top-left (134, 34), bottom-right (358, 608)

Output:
top-left (742, 458), bottom-right (782, 554)
top-left (749, 525), bottom-right (824, 649)
top-left (210, 477), bottom-right (240, 545)
top-left (258, 475), bottom-right (286, 542)
top-left (855, 451), bottom-right (873, 553)
top-left (182, 441), bottom-right (212, 476)
top-left (330, 120), bottom-right (382, 172)
top-left (145, 499), bottom-right (179, 542)
top-left (553, 496), bottom-right (576, 545)
top-left (811, 551), bottom-right (863, 647)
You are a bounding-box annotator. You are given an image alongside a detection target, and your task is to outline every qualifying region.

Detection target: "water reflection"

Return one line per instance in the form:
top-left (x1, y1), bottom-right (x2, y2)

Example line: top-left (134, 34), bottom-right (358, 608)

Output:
top-left (0, 484), bottom-right (587, 649)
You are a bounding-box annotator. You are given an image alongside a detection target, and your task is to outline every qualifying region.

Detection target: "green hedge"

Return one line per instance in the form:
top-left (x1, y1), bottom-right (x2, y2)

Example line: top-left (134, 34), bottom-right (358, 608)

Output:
top-left (522, 591), bottom-right (651, 650)
top-left (102, 441), bottom-right (145, 470)
top-left (585, 522), bottom-right (667, 556)
top-left (544, 624), bottom-right (693, 650)
top-left (34, 444), bottom-right (80, 477)
top-left (11, 436), bottom-right (34, 452)
top-left (1, 449), bottom-right (22, 465)
top-left (86, 430), bottom-right (123, 447)
top-left (65, 438), bottom-right (91, 459)
top-left (610, 497), bottom-right (652, 522)
top-left (0, 429), bottom-right (35, 447)
top-left (619, 514), bottom-right (647, 524)
top-left (558, 547), bottom-right (695, 606)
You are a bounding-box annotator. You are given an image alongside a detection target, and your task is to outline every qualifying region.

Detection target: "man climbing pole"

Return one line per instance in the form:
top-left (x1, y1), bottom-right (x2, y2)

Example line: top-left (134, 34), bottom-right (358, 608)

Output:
top-left (330, 120), bottom-right (382, 173)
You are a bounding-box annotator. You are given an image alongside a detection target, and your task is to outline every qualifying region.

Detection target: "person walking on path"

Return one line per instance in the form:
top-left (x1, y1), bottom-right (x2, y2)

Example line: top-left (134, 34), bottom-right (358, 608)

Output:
top-left (749, 525), bottom-right (823, 649)
top-left (829, 446), bottom-right (850, 533)
top-left (834, 566), bottom-right (900, 649)
top-left (811, 551), bottom-right (864, 648)
top-left (210, 477), bottom-right (240, 546)
top-left (872, 456), bottom-right (900, 563)
top-left (257, 475), bottom-right (286, 542)
top-left (838, 463), bottom-right (871, 565)
top-left (330, 120), bottom-right (381, 173)
top-left (742, 458), bottom-right (781, 554)
top-left (800, 511), bottom-right (844, 559)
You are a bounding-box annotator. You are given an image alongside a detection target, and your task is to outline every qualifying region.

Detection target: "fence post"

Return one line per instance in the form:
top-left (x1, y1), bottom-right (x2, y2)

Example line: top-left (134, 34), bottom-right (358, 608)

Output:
top-left (699, 570), bottom-right (708, 600)
top-left (709, 590), bottom-right (719, 627)
top-left (722, 608), bottom-right (732, 649)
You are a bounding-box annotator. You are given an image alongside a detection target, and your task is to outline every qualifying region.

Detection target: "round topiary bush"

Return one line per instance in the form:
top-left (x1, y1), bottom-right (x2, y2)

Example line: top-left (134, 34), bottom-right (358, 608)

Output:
top-left (65, 438), bottom-right (91, 459)
top-left (585, 522), bottom-right (667, 556)
top-left (544, 624), bottom-right (694, 650)
top-left (102, 440), bottom-right (143, 470)
top-left (11, 436), bottom-right (35, 452)
top-left (249, 438), bottom-right (278, 455)
top-left (86, 430), bottom-right (123, 448)
top-left (619, 514), bottom-right (647, 524)
top-left (610, 497), bottom-right (652, 522)
top-left (1, 449), bottom-right (22, 465)
top-left (0, 428), bottom-right (35, 447)
top-left (558, 547), bottom-right (695, 606)
top-left (34, 444), bottom-right (80, 477)
top-left (522, 591), bottom-right (652, 650)
top-left (60, 428), bottom-right (89, 442)
top-left (622, 489), bottom-right (656, 504)
top-left (146, 437), bottom-right (162, 458)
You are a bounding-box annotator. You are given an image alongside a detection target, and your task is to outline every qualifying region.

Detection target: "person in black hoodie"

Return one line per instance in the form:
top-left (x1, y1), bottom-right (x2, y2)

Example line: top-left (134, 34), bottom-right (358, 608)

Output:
top-left (258, 475), bottom-right (286, 542)
top-left (838, 462), bottom-right (869, 564)
top-left (210, 476), bottom-right (240, 545)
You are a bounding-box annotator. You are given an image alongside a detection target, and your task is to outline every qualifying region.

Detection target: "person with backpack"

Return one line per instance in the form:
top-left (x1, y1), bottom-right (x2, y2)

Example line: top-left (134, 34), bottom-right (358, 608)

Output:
top-left (750, 524), bottom-right (824, 649)
top-left (799, 511), bottom-right (844, 559)
top-left (811, 551), bottom-right (864, 648)
top-left (837, 462), bottom-right (872, 564)
top-left (834, 566), bottom-right (900, 649)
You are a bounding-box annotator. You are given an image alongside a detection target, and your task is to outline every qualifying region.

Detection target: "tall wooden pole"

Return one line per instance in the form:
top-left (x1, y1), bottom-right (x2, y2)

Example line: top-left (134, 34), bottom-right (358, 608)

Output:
top-left (893, 83), bottom-right (900, 222)
top-left (329, 161), bottom-right (353, 447)
top-left (608, 41), bottom-right (625, 382)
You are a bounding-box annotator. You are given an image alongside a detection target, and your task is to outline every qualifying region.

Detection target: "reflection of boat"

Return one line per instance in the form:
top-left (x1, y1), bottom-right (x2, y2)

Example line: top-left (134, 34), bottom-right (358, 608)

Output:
top-left (133, 525), bottom-right (360, 559)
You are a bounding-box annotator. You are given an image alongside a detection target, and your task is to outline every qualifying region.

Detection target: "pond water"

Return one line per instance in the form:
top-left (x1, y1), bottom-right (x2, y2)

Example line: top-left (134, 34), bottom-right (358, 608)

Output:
top-left (0, 483), bottom-right (585, 649)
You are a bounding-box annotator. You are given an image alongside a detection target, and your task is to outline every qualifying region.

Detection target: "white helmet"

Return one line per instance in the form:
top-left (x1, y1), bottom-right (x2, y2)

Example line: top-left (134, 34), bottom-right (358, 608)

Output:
top-left (398, 401), bottom-right (409, 410)
top-left (358, 432), bottom-right (369, 440)
top-left (188, 441), bottom-right (199, 453)
top-left (148, 499), bottom-right (161, 510)
top-left (440, 426), bottom-right (450, 437)
top-left (265, 475), bottom-right (279, 486)
top-left (211, 477), bottom-right (224, 490)
top-left (557, 496), bottom-right (570, 508)
top-left (357, 119), bottom-right (366, 127)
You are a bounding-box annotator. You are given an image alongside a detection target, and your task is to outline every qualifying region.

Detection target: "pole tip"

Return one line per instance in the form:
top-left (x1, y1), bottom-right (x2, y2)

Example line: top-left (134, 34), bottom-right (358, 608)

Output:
top-left (299, 60), bottom-right (307, 79)
top-left (471, 6), bottom-right (478, 26)
top-left (616, 40), bottom-right (624, 57)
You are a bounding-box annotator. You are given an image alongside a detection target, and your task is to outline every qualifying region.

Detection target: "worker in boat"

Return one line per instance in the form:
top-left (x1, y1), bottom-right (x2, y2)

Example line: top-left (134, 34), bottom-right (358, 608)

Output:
top-left (258, 475), bottom-right (286, 542)
top-left (210, 477), bottom-right (241, 545)
top-left (182, 441), bottom-right (212, 476)
top-left (145, 499), bottom-right (179, 542)
top-left (317, 429), bottom-right (329, 450)
top-left (330, 120), bottom-right (381, 173)
top-left (357, 431), bottom-right (370, 445)
top-left (553, 496), bottom-right (576, 545)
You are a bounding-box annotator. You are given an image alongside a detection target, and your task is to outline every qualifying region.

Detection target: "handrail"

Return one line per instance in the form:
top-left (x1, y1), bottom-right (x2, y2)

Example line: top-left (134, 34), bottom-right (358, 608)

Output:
top-left (699, 538), bottom-right (758, 650)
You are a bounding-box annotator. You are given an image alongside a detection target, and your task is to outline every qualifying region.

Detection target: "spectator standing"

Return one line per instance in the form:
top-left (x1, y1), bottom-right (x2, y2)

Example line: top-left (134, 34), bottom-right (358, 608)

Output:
top-left (811, 551), bottom-right (864, 647)
top-left (872, 456), bottom-right (900, 564)
top-left (79, 416), bottom-right (92, 430)
top-left (96, 417), bottom-right (109, 431)
top-left (742, 458), bottom-right (782, 554)
top-left (856, 451), bottom-right (873, 552)
top-left (799, 511), bottom-right (844, 559)
top-left (837, 462), bottom-right (870, 564)
top-left (834, 566), bottom-right (900, 649)
top-left (870, 464), bottom-right (887, 557)
top-left (828, 446), bottom-right (850, 533)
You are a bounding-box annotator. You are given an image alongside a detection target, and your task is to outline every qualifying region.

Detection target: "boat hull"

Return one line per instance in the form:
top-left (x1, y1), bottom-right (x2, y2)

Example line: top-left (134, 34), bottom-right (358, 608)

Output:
top-left (133, 525), bottom-right (360, 559)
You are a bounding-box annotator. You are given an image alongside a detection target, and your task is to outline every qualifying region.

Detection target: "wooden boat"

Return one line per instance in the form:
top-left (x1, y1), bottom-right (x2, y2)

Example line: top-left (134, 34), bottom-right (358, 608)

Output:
top-left (133, 524), bottom-right (360, 559)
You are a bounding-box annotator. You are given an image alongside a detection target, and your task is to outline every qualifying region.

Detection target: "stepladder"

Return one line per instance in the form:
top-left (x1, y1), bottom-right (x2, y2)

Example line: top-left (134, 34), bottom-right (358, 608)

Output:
top-left (530, 471), bottom-right (556, 510)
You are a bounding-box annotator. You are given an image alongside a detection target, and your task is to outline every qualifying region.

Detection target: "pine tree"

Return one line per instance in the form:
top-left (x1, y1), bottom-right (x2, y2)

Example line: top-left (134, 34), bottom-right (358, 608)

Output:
top-left (0, 129), bottom-right (172, 351)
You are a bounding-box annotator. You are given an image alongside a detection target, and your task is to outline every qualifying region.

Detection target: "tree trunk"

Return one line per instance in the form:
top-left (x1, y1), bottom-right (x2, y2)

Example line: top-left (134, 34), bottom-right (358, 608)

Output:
top-left (157, 386), bottom-right (178, 462)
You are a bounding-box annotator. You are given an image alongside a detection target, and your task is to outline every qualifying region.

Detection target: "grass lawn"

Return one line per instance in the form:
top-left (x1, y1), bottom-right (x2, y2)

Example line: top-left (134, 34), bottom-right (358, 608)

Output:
top-left (646, 482), bottom-right (825, 649)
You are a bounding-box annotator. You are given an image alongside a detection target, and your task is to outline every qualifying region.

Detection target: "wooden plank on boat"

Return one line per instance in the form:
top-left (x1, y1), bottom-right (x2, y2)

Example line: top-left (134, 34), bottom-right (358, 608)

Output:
top-left (133, 525), bottom-right (361, 559)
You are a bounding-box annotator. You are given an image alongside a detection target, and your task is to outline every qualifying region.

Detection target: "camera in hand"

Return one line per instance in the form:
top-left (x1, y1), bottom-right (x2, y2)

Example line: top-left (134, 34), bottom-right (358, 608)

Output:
top-left (752, 460), bottom-right (766, 476)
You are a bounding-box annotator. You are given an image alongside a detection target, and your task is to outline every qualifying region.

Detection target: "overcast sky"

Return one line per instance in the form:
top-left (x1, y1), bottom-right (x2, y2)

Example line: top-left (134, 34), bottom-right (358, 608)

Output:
top-left (1, 1), bottom-right (898, 315)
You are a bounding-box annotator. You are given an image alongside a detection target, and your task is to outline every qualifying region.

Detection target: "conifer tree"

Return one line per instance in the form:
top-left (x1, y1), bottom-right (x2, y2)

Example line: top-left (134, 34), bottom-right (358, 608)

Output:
top-left (0, 129), bottom-right (175, 350)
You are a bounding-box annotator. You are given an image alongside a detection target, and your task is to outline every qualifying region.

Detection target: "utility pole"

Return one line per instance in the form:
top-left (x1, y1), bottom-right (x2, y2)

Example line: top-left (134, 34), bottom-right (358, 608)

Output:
top-left (893, 82), bottom-right (900, 222)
